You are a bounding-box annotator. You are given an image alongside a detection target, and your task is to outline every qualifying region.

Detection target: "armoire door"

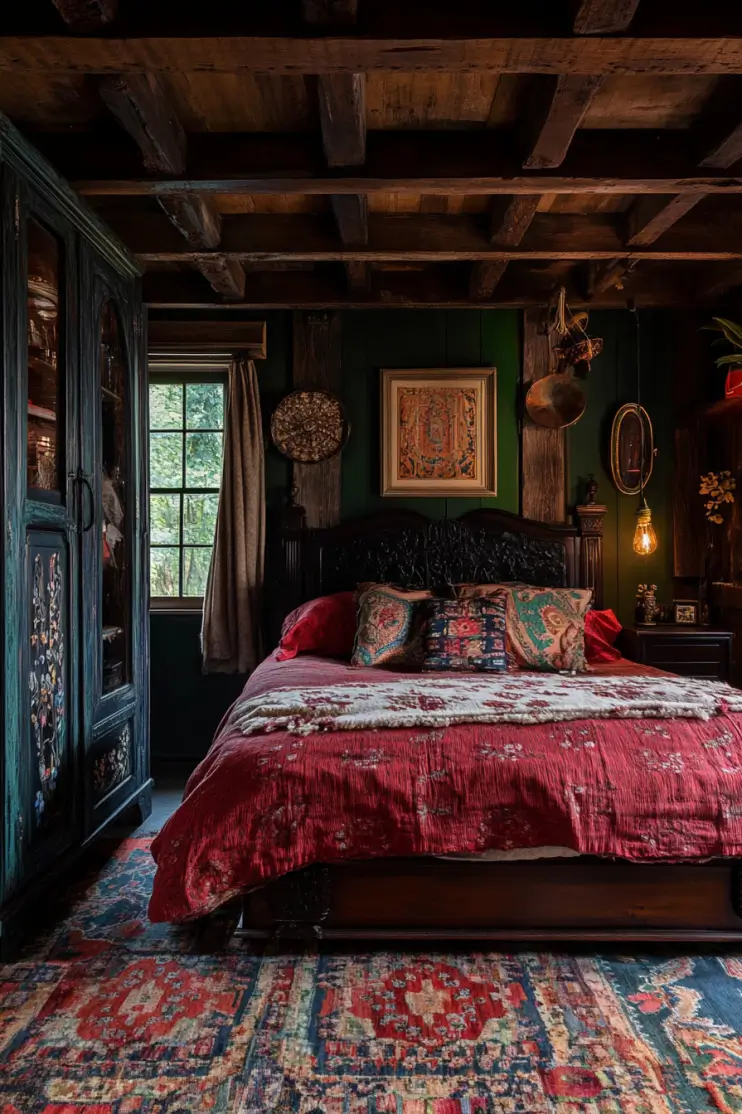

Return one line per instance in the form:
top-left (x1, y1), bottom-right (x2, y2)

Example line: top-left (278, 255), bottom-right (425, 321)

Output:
top-left (2, 168), bottom-right (83, 899)
top-left (79, 248), bottom-right (147, 836)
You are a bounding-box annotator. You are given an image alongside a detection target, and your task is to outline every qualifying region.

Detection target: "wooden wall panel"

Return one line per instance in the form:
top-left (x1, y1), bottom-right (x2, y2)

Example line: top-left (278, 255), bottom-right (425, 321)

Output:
top-left (520, 308), bottom-right (567, 523)
top-left (292, 310), bottom-right (343, 527)
top-left (672, 311), bottom-right (706, 577)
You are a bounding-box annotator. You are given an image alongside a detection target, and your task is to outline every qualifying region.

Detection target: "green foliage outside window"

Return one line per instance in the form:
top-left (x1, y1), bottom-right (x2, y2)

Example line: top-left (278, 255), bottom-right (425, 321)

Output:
top-left (149, 378), bottom-right (225, 599)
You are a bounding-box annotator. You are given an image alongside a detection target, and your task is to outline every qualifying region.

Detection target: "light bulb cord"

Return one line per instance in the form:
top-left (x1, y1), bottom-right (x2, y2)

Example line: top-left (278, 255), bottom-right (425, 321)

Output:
top-left (629, 301), bottom-right (646, 509)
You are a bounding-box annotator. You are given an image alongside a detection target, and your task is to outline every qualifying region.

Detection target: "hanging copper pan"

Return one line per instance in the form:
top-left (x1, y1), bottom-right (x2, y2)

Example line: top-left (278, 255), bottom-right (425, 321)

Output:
top-left (525, 370), bottom-right (586, 430)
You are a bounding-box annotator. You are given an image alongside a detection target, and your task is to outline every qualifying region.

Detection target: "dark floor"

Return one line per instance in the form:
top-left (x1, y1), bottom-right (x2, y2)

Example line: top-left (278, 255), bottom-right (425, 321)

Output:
top-left (115, 762), bottom-right (194, 837)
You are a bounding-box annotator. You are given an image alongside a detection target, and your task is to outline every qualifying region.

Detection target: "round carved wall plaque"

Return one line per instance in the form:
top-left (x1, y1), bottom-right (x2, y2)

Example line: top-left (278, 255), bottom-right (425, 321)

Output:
top-left (270, 390), bottom-right (348, 463)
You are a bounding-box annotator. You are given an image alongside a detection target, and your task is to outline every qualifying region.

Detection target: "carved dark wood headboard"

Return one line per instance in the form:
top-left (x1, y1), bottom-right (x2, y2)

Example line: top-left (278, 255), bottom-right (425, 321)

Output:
top-left (264, 497), bottom-right (606, 648)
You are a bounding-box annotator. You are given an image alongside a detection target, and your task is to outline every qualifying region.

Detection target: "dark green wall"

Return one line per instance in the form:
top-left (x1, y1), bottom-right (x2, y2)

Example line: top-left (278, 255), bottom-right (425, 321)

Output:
top-left (150, 307), bottom-right (675, 759)
top-left (340, 310), bottom-right (521, 519)
top-left (567, 310), bottom-right (674, 626)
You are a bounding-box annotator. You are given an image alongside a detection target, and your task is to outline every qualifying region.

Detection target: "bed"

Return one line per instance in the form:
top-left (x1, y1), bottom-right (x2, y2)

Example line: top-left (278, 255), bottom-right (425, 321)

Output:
top-left (150, 503), bottom-right (742, 941)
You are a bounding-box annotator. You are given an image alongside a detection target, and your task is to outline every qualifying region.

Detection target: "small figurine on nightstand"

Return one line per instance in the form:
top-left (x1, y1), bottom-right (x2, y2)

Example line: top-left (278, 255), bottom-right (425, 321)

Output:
top-left (635, 583), bottom-right (660, 626)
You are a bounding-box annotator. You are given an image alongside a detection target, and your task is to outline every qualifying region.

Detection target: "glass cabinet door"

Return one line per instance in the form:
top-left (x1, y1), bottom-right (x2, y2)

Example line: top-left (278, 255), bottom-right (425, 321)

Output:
top-left (26, 218), bottom-right (63, 497)
top-left (98, 300), bottom-right (132, 695)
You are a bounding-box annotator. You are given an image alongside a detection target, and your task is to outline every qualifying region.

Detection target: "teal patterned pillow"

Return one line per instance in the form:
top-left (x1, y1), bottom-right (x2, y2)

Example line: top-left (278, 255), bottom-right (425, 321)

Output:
top-left (351, 586), bottom-right (430, 669)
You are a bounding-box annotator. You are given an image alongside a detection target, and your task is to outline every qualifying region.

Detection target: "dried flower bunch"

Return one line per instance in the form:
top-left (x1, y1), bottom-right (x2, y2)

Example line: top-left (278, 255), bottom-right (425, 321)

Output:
top-left (699, 471), bottom-right (736, 524)
top-left (636, 583), bottom-right (657, 598)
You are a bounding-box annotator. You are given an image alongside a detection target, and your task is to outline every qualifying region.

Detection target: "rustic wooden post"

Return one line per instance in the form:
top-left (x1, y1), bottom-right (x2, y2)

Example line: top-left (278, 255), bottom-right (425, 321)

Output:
top-left (292, 311), bottom-right (343, 528)
top-left (521, 308), bottom-right (567, 523)
top-left (576, 475), bottom-right (607, 607)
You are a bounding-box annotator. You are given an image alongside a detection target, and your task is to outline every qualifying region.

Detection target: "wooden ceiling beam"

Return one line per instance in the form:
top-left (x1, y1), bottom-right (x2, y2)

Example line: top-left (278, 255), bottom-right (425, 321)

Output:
top-left (301, 0), bottom-right (358, 24)
top-left (318, 74), bottom-right (366, 168)
top-left (330, 195), bottom-right (368, 246)
top-left (572, 0), bottom-right (641, 34)
top-left (98, 209), bottom-right (742, 263)
top-left (470, 194), bottom-right (541, 302)
top-left (141, 264), bottom-right (699, 310)
top-left (158, 194), bottom-right (222, 251)
top-left (51, 0), bottom-right (116, 30)
top-left (488, 195), bottom-right (542, 246)
top-left (522, 75), bottom-right (604, 169)
top-left (194, 256), bottom-right (247, 300)
top-left (98, 74), bottom-right (186, 176)
top-left (97, 72), bottom-right (241, 300)
top-left (61, 128), bottom-right (742, 197)
top-left (7, 33), bottom-right (742, 74)
top-left (469, 262), bottom-right (509, 301)
top-left (625, 194), bottom-right (706, 247)
top-left (701, 123), bottom-right (742, 170)
top-left (345, 260), bottom-right (371, 292)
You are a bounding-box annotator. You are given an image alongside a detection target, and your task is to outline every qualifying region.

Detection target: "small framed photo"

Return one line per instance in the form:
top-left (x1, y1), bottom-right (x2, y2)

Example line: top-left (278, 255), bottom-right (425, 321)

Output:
top-left (673, 600), bottom-right (699, 625)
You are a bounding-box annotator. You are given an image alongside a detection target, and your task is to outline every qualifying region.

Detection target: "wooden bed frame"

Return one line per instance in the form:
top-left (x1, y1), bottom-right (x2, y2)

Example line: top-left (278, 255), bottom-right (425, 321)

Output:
top-left (241, 495), bottom-right (742, 943)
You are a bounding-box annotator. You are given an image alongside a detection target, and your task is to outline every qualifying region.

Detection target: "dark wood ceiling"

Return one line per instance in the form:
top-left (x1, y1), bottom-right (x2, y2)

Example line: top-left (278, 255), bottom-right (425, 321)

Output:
top-left (4, 0), bottom-right (742, 308)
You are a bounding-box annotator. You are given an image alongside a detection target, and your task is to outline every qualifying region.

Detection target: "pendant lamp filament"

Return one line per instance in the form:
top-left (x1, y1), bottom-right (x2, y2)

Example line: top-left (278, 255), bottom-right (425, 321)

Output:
top-left (633, 500), bottom-right (658, 556)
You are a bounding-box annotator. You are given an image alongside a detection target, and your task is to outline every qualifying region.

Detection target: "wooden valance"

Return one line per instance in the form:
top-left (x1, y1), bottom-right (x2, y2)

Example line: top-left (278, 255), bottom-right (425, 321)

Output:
top-left (147, 319), bottom-right (267, 359)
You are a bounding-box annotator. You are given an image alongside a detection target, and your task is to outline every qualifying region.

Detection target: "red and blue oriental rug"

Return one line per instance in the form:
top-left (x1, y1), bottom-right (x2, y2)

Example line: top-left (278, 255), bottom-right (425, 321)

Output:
top-left (2, 836), bottom-right (742, 1111)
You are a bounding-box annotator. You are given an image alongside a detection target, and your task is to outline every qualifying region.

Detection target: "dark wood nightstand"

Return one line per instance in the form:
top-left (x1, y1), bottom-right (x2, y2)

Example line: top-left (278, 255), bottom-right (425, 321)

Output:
top-left (620, 626), bottom-right (734, 681)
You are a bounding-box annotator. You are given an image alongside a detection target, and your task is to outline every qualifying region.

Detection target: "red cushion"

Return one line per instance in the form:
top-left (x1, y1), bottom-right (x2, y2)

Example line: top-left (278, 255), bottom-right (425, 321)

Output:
top-left (585, 608), bottom-right (622, 664)
top-left (276, 592), bottom-right (357, 661)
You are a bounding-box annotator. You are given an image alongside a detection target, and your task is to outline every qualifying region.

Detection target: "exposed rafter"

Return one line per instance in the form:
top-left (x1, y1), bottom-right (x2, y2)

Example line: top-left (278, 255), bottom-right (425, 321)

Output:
top-left (98, 75), bottom-right (186, 175)
top-left (96, 72), bottom-right (242, 299)
top-left (469, 261), bottom-right (509, 301)
top-left (522, 75), bottom-right (604, 170)
top-left (470, 195), bottom-right (541, 301)
top-left (625, 194), bottom-right (705, 247)
top-left (158, 194), bottom-right (222, 251)
top-left (141, 264), bottom-right (699, 310)
top-left (58, 130), bottom-right (742, 198)
top-left (51, 0), bottom-right (116, 30)
top-left (5, 33), bottom-right (742, 75)
top-left (96, 208), bottom-right (742, 264)
top-left (330, 195), bottom-right (369, 246)
top-left (572, 0), bottom-right (641, 34)
top-left (318, 74), bottom-right (366, 168)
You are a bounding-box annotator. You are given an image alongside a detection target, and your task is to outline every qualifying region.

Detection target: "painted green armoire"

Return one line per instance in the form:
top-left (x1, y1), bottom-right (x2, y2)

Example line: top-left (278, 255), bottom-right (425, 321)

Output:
top-left (0, 116), bottom-right (151, 954)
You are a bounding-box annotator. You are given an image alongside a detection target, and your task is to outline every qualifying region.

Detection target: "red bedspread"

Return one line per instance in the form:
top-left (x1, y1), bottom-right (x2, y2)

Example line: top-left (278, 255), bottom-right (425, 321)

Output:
top-left (149, 654), bottom-right (742, 922)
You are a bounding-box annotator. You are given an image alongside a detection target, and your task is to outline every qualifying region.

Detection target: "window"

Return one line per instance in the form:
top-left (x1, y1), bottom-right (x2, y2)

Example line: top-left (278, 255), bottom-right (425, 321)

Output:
top-left (148, 372), bottom-right (226, 605)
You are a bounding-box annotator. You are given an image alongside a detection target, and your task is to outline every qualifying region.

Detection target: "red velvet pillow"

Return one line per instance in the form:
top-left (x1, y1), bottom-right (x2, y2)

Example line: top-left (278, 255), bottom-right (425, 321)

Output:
top-left (585, 608), bottom-right (622, 664)
top-left (276, 592), bottom-right (357, 661)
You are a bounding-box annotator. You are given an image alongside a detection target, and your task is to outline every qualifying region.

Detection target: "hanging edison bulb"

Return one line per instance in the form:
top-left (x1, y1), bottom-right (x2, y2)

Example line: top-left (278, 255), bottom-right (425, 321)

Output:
top-left (633, 501), bottom-right (658, 556)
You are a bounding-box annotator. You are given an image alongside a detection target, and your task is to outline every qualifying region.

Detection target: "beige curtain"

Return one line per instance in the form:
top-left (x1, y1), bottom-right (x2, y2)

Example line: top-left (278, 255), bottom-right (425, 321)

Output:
top-left (202, 357), bottom-right (265, 673)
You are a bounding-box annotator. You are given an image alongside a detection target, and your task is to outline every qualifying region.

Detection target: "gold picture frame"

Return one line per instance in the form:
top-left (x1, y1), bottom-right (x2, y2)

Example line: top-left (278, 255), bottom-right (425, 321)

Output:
top-left (381, 367), bottom-right (497, 497)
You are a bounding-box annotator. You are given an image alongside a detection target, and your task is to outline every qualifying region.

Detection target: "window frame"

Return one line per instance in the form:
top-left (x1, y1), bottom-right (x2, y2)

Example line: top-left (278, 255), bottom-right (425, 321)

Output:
top-left (148, 364), bottom-right (228, 611)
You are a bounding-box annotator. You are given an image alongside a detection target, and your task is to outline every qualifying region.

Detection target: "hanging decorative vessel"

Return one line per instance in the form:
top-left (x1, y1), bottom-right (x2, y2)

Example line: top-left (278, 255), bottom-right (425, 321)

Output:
top-left (525, 289), bottom-right (602, 430)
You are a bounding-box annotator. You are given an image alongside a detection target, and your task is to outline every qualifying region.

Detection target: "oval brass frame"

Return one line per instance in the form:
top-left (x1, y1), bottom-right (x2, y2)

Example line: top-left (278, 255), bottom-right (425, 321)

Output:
top-left (610, 403), bottom-right (654, 496)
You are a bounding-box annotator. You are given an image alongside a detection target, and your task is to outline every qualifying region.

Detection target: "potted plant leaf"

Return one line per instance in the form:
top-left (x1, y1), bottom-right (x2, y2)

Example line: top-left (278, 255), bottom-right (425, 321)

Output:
top-left (706, 317), bottom-right (742, 400)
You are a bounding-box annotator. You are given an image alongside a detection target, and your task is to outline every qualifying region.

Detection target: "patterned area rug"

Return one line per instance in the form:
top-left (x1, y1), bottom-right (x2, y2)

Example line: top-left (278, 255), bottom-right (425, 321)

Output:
top-left (3, 838), bottom-right (742, 1111)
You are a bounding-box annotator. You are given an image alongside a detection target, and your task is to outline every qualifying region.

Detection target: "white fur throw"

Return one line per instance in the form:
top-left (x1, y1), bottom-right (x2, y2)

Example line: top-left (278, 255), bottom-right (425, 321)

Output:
top-left (232, 672), bottom-right (742, 737)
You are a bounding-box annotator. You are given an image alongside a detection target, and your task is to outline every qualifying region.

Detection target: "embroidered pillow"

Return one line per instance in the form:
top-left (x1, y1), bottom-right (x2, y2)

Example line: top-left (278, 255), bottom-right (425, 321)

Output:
top-left (422, 595), bottom-right (508, 673)
top-left (276, 592), bottom-right (357, 661)
top-left (506, 586), bottom-right (592, 672)
top-left (585, 608), bottom-right (622, 664)
top-left (351, 585), bottom-right (431, 669)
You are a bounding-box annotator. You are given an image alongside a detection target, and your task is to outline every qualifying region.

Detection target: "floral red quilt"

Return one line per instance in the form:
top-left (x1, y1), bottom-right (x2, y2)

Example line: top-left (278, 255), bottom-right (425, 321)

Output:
top-left (149, 653), bottom-right (742, 922)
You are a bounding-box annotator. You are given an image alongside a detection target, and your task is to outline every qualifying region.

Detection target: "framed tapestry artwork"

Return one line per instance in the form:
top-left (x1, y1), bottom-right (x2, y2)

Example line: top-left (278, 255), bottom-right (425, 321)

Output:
top-left (381, 368), bottom-right (497, 497)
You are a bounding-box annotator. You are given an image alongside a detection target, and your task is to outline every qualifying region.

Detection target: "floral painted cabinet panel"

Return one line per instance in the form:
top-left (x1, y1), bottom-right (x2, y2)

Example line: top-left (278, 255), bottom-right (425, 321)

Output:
top-left (23, 533), bottom-right (78, 871)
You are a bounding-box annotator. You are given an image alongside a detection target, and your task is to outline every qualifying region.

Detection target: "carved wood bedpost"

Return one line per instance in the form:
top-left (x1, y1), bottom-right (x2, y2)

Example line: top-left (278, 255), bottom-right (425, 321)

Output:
top-left (576, 474), bottom-right (606, 608)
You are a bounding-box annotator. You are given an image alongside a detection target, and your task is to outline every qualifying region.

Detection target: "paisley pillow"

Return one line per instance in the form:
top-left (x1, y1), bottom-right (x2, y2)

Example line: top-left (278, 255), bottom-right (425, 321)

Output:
top-left (422, 595), bottom-right (508, 673)
top-left (506, 586), bottom-right (592, 672)
top-left (351, 585), bottom-right (431, 669)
